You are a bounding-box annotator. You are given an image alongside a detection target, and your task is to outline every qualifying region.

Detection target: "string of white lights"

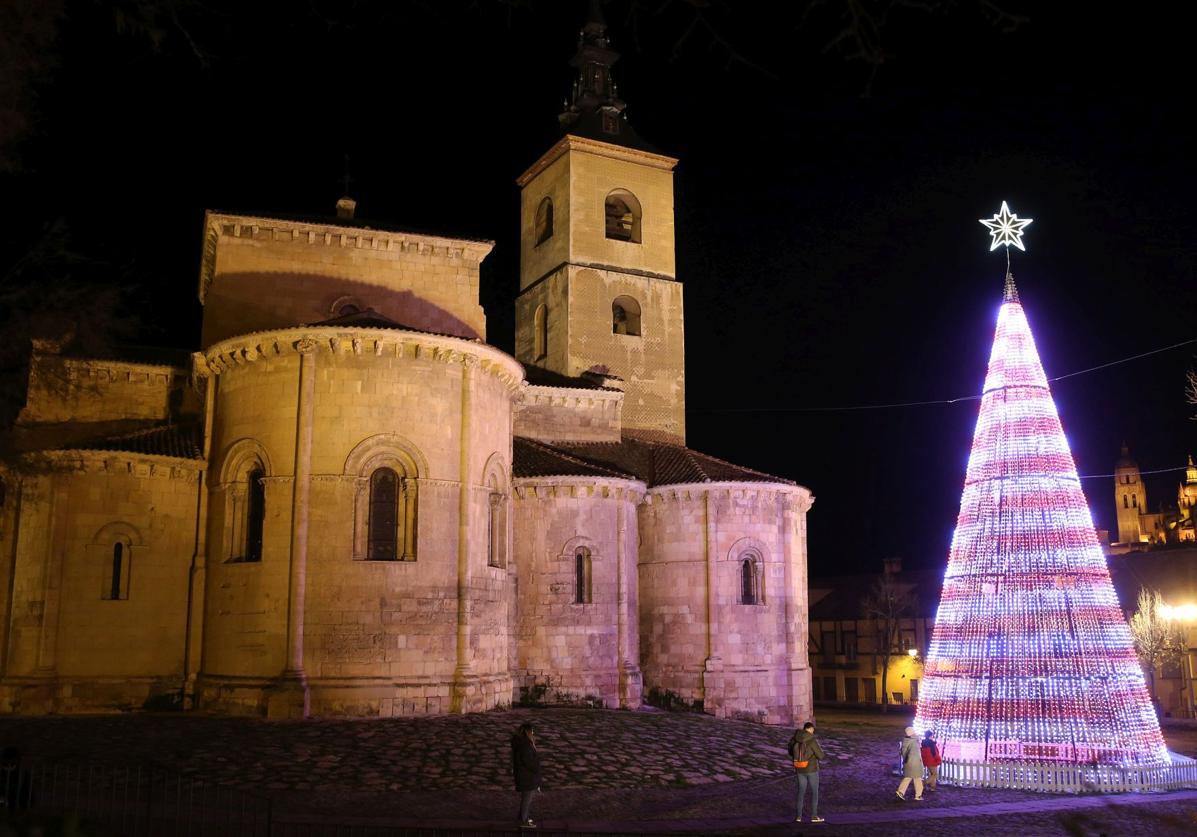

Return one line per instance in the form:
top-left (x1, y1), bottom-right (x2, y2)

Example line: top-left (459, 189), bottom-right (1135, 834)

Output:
top-left (688, 335), bottom-right (1197, 414)
top-left (914, 293), bottom-right (1171, 768)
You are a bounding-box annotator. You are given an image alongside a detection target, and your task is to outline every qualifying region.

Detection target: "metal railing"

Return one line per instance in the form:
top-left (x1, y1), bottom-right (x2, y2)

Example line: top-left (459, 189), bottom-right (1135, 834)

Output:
top-left (3, 760), bottom-right (712, 836)
top-left (3, 761), bottom-right (272, 835)
top-left (940, 756), bottom-right (1197, 794)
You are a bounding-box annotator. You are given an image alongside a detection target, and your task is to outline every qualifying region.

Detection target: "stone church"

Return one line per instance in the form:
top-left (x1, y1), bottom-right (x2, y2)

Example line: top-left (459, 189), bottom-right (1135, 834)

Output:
top-left (0, 10), bottom-right (814, 723)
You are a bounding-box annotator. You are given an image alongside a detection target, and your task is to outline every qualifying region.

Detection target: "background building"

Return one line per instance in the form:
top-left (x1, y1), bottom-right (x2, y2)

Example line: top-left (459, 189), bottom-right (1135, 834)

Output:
top-left (1113, 445), bottom-right (1197, 548)
top-left (808, 559), bottom-right (939, 708)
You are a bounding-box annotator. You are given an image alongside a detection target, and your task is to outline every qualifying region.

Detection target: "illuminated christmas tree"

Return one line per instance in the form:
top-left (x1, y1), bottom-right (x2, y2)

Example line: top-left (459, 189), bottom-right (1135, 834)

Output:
top-left (915, 205), bottom-right (1171, 772)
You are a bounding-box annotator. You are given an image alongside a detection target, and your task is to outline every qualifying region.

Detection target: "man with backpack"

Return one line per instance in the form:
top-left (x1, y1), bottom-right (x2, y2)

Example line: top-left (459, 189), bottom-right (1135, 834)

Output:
top-left (788, 721), bottom-right (826, 824)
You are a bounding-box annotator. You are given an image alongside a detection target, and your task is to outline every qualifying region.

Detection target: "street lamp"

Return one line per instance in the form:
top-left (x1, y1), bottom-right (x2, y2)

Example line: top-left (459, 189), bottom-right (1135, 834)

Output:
top-left (1161, 601), bottom-right (1197, 719)
top-left (907, 648), bottom-right (918, 657)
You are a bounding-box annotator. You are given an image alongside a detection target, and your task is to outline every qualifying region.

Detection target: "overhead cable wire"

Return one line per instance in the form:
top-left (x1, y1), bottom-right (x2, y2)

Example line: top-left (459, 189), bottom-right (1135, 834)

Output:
top-left (690, 336), bottom-right (1197, 414)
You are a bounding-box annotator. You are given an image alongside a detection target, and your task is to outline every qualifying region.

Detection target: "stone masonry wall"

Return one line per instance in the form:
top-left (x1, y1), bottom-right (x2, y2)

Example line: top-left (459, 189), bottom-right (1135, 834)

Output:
top-left (0, 456), bottom-right (202, 714)
top-left (17, 355), bottom-right (193, 429)
top-left (200, 213), bottom-right (492, 348)
top-left (512, 384), bottom-right (623, 443)
top-left (639, 484), bottom-right (814, 725)
top-left (199, 328), bottom-right (521, 717)
top-left (511, 477), bottom-right (643, 708)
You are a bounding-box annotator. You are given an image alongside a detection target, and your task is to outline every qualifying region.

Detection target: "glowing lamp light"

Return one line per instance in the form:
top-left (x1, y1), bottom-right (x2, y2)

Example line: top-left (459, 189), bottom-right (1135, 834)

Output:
top-left (907, 648), bottom-right (919, 657)
top-left (914, 277), bottom-right (1170, 769)
top-left (1162, 603), bottom-right (1197, 622)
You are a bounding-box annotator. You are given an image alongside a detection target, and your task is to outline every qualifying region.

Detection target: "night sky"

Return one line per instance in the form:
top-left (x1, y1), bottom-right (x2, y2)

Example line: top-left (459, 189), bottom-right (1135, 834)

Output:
top-left (4, 1), bottom-right (1197, 575)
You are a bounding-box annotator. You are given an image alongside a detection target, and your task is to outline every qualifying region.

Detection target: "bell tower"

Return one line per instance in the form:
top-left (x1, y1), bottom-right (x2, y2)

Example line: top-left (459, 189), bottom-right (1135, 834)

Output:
top-left (1114, 444), bottom-right (1147, 544)
top-left (513, 1), bottom-right (685, 443)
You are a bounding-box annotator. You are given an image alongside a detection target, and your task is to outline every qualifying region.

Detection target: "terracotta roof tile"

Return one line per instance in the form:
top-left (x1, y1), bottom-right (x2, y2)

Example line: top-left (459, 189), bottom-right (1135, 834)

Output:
top-left (57, 424), bottom-right (204, 460)
top-left (513, 437), bottom-right (635, 480)
top-left (559, 437), bottom-right (795, 487)
top-left (515, 436), bottom-right (794, 487)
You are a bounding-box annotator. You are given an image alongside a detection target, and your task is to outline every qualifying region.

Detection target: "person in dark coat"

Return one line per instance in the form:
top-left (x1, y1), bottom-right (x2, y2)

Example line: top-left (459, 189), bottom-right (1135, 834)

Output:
top-left (787, 721), bottom-right (827, 824)
top-left (511, 722), bottom-right (542, 828)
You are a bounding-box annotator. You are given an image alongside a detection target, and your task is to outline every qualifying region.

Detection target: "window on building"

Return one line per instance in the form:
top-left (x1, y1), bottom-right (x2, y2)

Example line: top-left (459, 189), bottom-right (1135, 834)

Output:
top-left (1132, 494), bottom-right (1138, 508)
top-left (535, 197), bottom-right (554, 245)
top-left (740, 558), bottom-right (758, 604)
top-left (102, 541), bottom-right (130, 600)
top-left (487, 491), bottom-right (506, 568)
top-left (368, 468), bottom-right (399, 561)
top-left (604, 189), bottom-right (641, 242)
top-left (533, 304), bottom-right (548, 360)
top-left (575, 547), bottom-right (592, 604)
top-left (844, 677), bottom-right (859, 703)
top-left (821, 631), bottom-right (836, 664)
top-left (812, 677), bottom-right (822, 702)
top-left (822, 676), bottom-right (837, 702)
top-left (863, 677), bottom-right (877, 704)
top-left (910, 679), bottom-right (920, 703)
top-left (1124, 495), bottom-right (1129, 509)
top-left (611, 295), bottom-right (642, 336)
top-left (843, 630), bottom-right (858, 662)
top-left (243, 468), bottom-right (265, 562)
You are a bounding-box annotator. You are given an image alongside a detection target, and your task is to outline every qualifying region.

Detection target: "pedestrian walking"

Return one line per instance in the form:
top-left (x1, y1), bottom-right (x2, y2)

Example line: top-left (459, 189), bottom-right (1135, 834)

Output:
top-left (511, 722), bottom-right (543, 828)
top-left (787, 721), bottom-right (826, 824)
top-left (920, 731), bottom-right (942, 791)
top-left (895, 726), bottom-right (925, 801)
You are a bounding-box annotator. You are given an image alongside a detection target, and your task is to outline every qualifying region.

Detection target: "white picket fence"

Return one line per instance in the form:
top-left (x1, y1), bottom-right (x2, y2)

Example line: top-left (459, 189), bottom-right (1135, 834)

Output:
top-left (939, 756), bottom-right (1197, 794)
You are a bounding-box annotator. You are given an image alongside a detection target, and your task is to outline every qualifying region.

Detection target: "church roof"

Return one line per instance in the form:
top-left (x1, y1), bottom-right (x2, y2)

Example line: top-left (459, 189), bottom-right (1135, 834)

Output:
top-left (56, 423), bottom-right (204, 460)
top-left (210, 209), bottom-right (494, 247)
top-left (513, 437), bottom-right (635, 480)
top-left (307, 308), bottom-right (418, 331)
top-left (515, 435), bottom-right (796, 488)
top-left (555, 1), bottom-right (657, 153)
top-left (522, 365), bottom-right (620, 391)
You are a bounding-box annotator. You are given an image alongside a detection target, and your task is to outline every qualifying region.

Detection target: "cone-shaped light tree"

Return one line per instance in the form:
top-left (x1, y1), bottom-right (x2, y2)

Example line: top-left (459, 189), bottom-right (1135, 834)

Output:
top-left (915, 206), bottom-right (1170, 769)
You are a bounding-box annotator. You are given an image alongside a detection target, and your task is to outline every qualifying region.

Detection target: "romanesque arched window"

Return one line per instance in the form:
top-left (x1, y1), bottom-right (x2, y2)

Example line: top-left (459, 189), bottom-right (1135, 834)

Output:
top-left (1132, 494), bottom-right (1138, 508)
top-left (575, 547), bottom-right (592, 604)
top-left (92, 522), bottom-right (140, 599)
top-left (244, 468), bottom-right (265, 562)
top-left (368, 467), bottom-right (400, 561)
top-left (740, 552), bottom-right (763, 605)
top-left (1124, 495), bottom-right (1129, 509)
top-left (604, 189), bottom-right (641, 243)
top-left (105, 542), bottom-right (129, 600)
top-left (535, 196), bottom-right (554, 245)
top-left (345, 434), bottom-right (426, 562)
top-left (534, 303), bottom-right (548, 361)
top-left (219, 439), bottom-right (272, 564)
top-left (484, 455), bottom-right (508, 569)
top-left (612, 295), bottom-right (641, 336)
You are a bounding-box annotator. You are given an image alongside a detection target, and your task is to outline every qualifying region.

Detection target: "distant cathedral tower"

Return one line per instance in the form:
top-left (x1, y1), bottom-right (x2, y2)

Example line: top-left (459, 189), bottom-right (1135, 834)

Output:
top-left (513, 1), bottom-right (685, 443)
top-left (1114, 443), bottom-right (1147, 543)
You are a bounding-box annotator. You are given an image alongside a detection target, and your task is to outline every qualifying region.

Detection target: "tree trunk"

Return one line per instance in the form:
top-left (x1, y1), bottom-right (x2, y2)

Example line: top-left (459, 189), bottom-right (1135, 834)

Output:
top-left (880, 653), bottom-right (890, 713)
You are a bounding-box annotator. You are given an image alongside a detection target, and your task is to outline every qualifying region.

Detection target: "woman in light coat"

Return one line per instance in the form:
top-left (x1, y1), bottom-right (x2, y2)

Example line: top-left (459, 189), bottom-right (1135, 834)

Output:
top-left (895, 726), bottom-right (925, 801)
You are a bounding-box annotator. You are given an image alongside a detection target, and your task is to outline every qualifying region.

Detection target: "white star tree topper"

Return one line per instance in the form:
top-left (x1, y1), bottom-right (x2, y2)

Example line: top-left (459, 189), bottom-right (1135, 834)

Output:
top-left (979, 201), bottom-right (1033, 251)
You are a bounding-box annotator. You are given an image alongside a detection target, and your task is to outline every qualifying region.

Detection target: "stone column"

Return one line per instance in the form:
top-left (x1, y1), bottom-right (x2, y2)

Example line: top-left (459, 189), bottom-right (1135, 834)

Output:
top-left (702, 489), bottom-right (723, 713)
top-left (35, 476), bottom-right (70, 677)
top-left (183, 370), bottom-right (216, 707)
top-left (616, 490), bottom-right (630, 707)
top-left (780, 494), bottom-right (800, 724)
top-left (451, 356), bottom-right (476, 712)
top-left (271, 339), bottom-right (315, 717)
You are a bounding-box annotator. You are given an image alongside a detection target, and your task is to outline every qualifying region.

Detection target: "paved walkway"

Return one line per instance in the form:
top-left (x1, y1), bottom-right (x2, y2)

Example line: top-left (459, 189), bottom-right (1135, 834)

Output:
top-left (3, 708), bottom-right (1196, 835)
top-left (269, 786), bottom-right (1197, 833)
